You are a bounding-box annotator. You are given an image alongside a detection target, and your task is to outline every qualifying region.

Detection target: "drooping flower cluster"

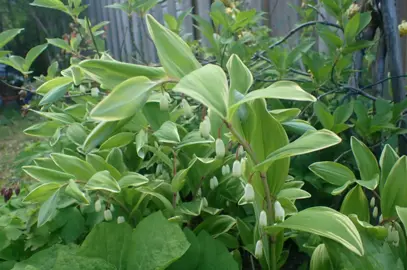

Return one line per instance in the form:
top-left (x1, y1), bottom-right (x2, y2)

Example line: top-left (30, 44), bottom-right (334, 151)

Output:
top-left (399, 20), bottom-right (407, 37)
top-left (346, 2), bottom-right (360, 18)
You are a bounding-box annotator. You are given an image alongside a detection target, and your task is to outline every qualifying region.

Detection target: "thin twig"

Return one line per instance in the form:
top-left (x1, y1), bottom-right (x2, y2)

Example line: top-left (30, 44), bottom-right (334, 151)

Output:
top-left (86, 17), bottom-right (101, 58)
top-left (341, 85), bottom-right (377, 101)
top-left (306, 4), bottom-right (326, 20)
top-left (362, 75), bottom-right (407, 91)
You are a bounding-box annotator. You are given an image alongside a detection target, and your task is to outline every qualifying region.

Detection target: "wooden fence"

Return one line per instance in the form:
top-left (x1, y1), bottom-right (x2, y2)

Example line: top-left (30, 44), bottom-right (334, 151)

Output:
top-left (84, 0), bottom-right (407, 73)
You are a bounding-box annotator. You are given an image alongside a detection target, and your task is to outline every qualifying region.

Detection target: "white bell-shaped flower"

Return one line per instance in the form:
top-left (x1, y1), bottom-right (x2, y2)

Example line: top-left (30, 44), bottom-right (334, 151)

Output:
top-left (244, 183), bottom-right (255, 202)
top-left (215, 139), bottom-right (225, 159)
top-left (91, 87), bottom-right (99, 97)
top-left (255, 240), bottom-right (263, 259)
top-left (210, 176), bottom-right (219, 190)
top-left (94, 199), bottom-right (102, 212)
top-left (181, 99), bottom-right (193, 117)
top-left (274, 201), bottom-right (285, 222)
top-left (372, 206), bottom-right (378, 218)
top-left (232, 160), bottom-right (242, 178)
top-left (104, 209), bottom-right (113, 221)
top-left (370, 197), bottom-right (376, 208)
top-left (117, 216), bottom-right (125, 224)
top-left (199, 116), bottom-right (211, 138)
top-left (259, 210), bottom-right (267, 227)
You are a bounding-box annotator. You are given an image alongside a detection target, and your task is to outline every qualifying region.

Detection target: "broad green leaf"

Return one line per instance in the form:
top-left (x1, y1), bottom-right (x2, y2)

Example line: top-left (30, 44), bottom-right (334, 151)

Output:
top-left (278, 188), bottom-right (311, 200)
top-left (51, 153), bottom-right (96, 181)
top-left (314, 101), bottom-right (334, 129)
top-left (309, 161), bottom-right (355, 186)
top-left (46, 38), bottom-right (72, 52)
top-left (171, 158), bottom-right (197, 192)
top-left (59, 208), bottom-right (85, 243)
top-left (105, 2), bottom-right (129, 13)
top-left (24, 121), bottom-right (62, 137)
top-left (137, 187), bottom-right (173, 211)
top-left (106, 148), bottom-right (127, 173)
top-left (0, 28), bottom-right (24, 48)
top-left (175, 200), bottom-right (203, 217)
top-left (255, 130), bottom-right (342, 172)
top-left (12, 245), bottom-right (115, 270)
top-left (0, 51), bottom-right (10, 58)
top-left (266, 207), bottom-right (364, 256)
top-left (282, 119), bottom-right (316, 134)
top-left (86, 154), bottom-right (121, 180)
top-left (153, 121), bottom-right (180, 144)
top-left (379, 144), bottom-right (399, 193)
top-left (270, 108), bottom-right (301, 122)
top-left (38, 81), bottom-right (71, 105)
top-left (146, 14), bottom-right (201, 79)
top-left (24, 43), bottom-right (48, 71)
top-left (65, 179), bottom-right (89, 204)
top-left (176, 131), bottom-right (214, 148)
top-left (23, 166), bottom-right (74, 183)
top-left (85, 171), bottom-right (121, 193)
top-left (136, 129), bottom-right (148, 158)
top-left (351, 137), bottom-right (379, 190)
top-left (194, 215), bottom-right (236, 238)
top-left (381, 156), bottom-right (407, 218)
top-left (127, 211), bottom-right (190, 270)
top-left (79, 222), bottom-right (132, 270)
top-left (310, 244), bottom-right (333, 270)
top-left (82, 121), bottom-right (119, 153)
top-left (396, 206), bottom-right (407, 236)
top-left (90, 77), bottom-right (157, 121)
top-left (38, 189), bottom-right (60, 227)
top-left (173, 64), bottom-right (228, 118)
top-left (100, 132), bottom-right (135, 150)
top-left (226, 54), bottom-right (252, 95)
top-left (118, 172), bottom-right (149, 188)
top-left (340, 185), bottom-right (369, 222)
top-left (32, 111), bottom-right (75, 124)
top-left (334, 102), bottom-right (354, 124)
top-left (286, 40), bottom-right (316, 66)
top-left (23, 183), bottom-right (61, 203)
top-left (79, 59), bottom-right (166, 89)
top-left (345, 12), bottom-right (361, 44)
top-left (169, 230), bottom-right (239, 270)
top-left (66, 123), bottom-right (88, 145)
top-left (229, 81), bottom-right (316, 118)
top-left (36, 76), bottom-right (73, 95)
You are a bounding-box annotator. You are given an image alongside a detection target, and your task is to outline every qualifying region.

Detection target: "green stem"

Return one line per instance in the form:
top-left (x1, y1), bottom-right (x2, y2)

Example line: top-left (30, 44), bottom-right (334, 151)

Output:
top-left (224, 120), bottom-right (277, 269)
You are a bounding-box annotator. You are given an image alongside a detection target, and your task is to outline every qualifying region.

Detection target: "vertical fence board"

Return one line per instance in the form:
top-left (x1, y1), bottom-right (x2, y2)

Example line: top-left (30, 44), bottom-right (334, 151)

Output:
top-left (182, 0), bottom-right (194, 39)
top-left (167, 0), bottom-right (177, 17)
top-left (196, 0), bottom-right (211, 46)
top-left (114, 0), bottom-right (125, 61)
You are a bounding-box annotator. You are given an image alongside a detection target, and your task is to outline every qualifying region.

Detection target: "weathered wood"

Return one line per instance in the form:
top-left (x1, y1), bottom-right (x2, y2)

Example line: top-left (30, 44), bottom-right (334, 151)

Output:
top-left (196, 0), bottom-right (211, 45)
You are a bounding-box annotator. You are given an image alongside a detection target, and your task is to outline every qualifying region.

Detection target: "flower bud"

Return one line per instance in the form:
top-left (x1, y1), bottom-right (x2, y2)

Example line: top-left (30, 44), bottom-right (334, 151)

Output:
top-left (232, 160), bottom-right (242, 177)
top-left (372, 206), bottom-right (378, 218)
top-left (181, 99), bottom-right (193, 117)
top-left (199, 117), bottom-right (211, 139)
top-left (91, 87), bottom-right (99, 97)
top-left (110, 204), bottom-right (115, 212)
top-left (117, 216), bottom-right (125, 224)
top-left (393, 230), bottom-right (400, 247)
top-left (370, 197), bottom-right (375, 208)
top-left (244, 183), bottom-right (255, 202)
top-left (215, 139), bottom-right (225, 159)
top-left (259, 210), bottom-right (267, 227)
top-left (104, 209), bottom-right (112, 221)
top-left (197, 188), bottom-right (202, 197)
top-left (79, 85), bottom-right (87, 93)
top-left (237, 145), bottom-right (245, 157)
top-left (202, 197), bottom-right (208, 207)
top-left (94, 199), bottom-right (102, 212)
top-left (379, 215), bottom-right (383, 224)
top-left (160, 93), bottom-right (169, 111)
top-left (274, 201), bottom-right (285, 222)
top-left (210, 176), bottom-right (219, 190)
top-left (255, 240), bottom-right (263, 259)
top-left (241, 157), bottom-right (247, 175)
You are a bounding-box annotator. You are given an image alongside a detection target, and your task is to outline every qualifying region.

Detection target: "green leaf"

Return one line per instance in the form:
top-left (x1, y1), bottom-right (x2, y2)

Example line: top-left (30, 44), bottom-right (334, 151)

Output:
top-left (23, 166), bottom-right (74, 183)
top-left (334, 102), bottom-right (354, 124)
top-left (65, 179), bottom-right (89, 204)
top-left (340, 185), bottom-right (369, 222)
top-left (342, 40), bottom-right (376, 54)
top-left (24, 121), bottom-right (63, 137)
top-left (345, 12), bottom-right (361, 44)
top-left (85, 171), bottom-right (121, 193)
top-left (0, 28), bottom-right (24, 48)
top-left (379, 144), bottom-right (399, 193)
top-left (256, 130), bottom-right (342, 172)
top-left (82, 121), bottom-right (119, 153)
top-left (309, 161), bottom-right (355, 186)
top-left (12, 245), bottom-right (116, 270)
top-left (79, 59), bottom-right (166, 89)
top-left (86, 154), bottom-right (121, 180)
top-left (23, 183), bottom-right (61, 203)
top-left (118, 172), bottom-right (149, 188)
top-left (79, 222), bottom-right (132, 270)
top-left (226, 54), bottom-right (252, 95)
top-left (66, 123), bottom-right (88, 146)
top-left (36, 76), bottom-right (73, 95)
top-left (100, 132), bottom-right (135, 150)
top-left (153, 121), bottom-right (180, 144)
top-left (90, 77), bottom-right (157, 121)
top-left (194, 215), bottom-right (236, 238)
top-left (106, 148), bottom-right (127, 173)
top-left (173, 64), bottom-right (228, 118)
top-left (177, 130), bottom-right (214, 149)
top-left (310, 244), bottom-right (333, 270)
top-left (38, 81), bottom-right (71, 105)
top-left (46, 38), bottom-right (72, 52)
top-left (314, 101), bottom-right (334, 129)
top-left (127, 211), bottom-right (190, 270)
top-left (351, 137), bottom-right (379, 190)
top-left (229, 81), bottom-right (316, 118)
top-left (266, 207), bottom-right (364, 256)
top-left (38, 189), bottom-right (60, 227)
top-left (24, 44), bottom-right (48, 71)
top-left (278, 188), bottom-right (311, 200)
top-left (146, 14), bottom-right (201, 79)
top-left (381, 156), bottom-right (407, 218)
top-left (59, 208), bottom-right (85, 243)
top-left (167, 228), bottom-right (200, 270)
top-left (270, 108), bottom-right (301, 122)
top-left (282, 119), bottom-right (316, 134)
top-left (396, 206), bottom-right (407, 236)
top-left (32, 111), bottom-right (75, 124)
top-left (51, 153), bottom-right (96, 181)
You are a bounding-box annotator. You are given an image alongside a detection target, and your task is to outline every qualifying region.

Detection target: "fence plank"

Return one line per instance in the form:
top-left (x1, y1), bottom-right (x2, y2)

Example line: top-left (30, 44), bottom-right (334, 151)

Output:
top-left (114, 0), bottom-right (125, 61)
top-left (167, 0), bottom-right (177, 17)
top-left (196, 0), bottom-right (211, 46)
top-left (182, 0), bottom-right (194, 39)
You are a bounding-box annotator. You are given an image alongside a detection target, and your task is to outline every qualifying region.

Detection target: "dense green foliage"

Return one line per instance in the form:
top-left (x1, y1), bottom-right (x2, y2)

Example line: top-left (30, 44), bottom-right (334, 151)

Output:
top-left (1, 0), bottom-right (407, 269)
